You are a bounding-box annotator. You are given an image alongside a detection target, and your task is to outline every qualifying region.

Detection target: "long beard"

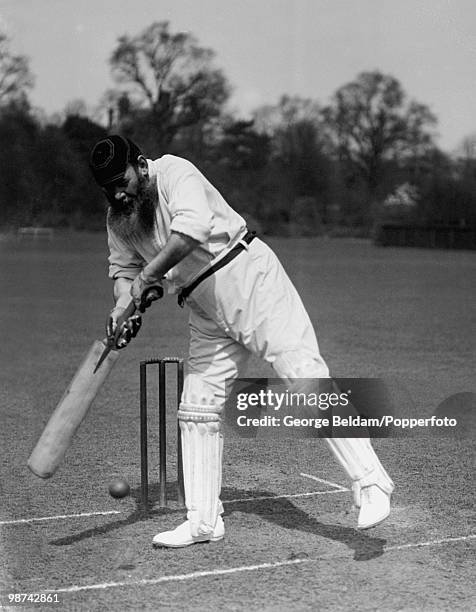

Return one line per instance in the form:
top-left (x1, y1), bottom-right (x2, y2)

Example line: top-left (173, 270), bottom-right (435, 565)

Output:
top-left (108, 180), bottom-right (156, 244)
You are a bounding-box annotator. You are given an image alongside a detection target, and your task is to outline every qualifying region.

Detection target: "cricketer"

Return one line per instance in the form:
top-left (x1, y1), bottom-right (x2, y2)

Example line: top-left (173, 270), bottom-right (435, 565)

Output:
top-left (89, 135), bottom-right (394, 548)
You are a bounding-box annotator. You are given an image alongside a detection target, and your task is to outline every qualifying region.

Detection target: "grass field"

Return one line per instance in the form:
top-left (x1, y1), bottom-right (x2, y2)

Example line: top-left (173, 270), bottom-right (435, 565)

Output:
top-left (0, 232), bottom-right (474, 611)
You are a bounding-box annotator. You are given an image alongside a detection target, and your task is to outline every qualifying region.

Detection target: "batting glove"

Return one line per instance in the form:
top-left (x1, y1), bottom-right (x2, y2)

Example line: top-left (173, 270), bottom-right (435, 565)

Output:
top-left (131, 271), bottom-right (164, 313)
top-left (106, 307), bottom-right (142, 349)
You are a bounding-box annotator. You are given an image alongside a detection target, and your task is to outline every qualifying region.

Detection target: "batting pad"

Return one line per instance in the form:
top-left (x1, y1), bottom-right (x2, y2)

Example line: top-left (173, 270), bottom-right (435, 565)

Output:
top-left (325, 437), bottom-right (394, 494)
top-left (362, 437), bottom-right (394, 489)
top-left (179, 394), bottom-right (223, 538)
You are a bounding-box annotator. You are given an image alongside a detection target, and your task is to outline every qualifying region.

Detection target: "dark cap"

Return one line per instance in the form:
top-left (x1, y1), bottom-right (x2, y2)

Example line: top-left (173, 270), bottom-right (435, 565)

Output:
top-left (89, 135), bottom-right (142, 186)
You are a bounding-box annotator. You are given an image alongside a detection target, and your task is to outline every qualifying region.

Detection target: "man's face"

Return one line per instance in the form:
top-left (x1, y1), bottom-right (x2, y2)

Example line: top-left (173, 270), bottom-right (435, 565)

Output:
top-left (105, 162), bottom-right (156, 241)
top-left (102, 164), bottom-right (141, 208)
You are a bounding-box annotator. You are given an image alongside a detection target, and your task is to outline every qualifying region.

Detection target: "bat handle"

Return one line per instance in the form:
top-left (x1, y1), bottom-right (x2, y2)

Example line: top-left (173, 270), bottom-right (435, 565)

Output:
top-left (122, 300), bottom-right (137, 320)
top-left (111, 286), bottom-right (162, 345)
top-left (110, 301), bottom-right (137, 349)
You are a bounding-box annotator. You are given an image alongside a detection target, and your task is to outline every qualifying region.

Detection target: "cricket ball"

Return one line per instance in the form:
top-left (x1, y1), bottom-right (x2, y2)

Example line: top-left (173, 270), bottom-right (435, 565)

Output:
top-left (109, 478), bottom-right (130, 499)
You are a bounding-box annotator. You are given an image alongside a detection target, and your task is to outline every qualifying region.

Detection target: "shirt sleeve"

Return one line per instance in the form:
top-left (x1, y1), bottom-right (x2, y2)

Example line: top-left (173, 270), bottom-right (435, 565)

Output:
top-left (165, 158), bottom-right (214, 243)
top-left (107, 225), bottom-right (145, 280)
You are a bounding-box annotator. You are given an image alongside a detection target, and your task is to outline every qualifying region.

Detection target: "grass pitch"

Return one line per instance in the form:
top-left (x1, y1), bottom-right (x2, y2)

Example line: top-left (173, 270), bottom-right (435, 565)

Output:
top-left (0, 232), bottom-right (474, 611)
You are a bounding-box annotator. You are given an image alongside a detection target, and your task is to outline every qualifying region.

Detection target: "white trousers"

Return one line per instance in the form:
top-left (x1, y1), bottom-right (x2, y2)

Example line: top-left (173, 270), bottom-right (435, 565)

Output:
top-left (179, 237), bottom-right (393, 531)
top-left (185, 237), bottom-right (329, 403)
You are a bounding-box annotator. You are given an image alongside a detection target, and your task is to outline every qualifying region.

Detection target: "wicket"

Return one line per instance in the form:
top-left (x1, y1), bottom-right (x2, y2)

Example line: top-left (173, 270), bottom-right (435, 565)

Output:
top-left (139, 357), bottom-right (185, 510)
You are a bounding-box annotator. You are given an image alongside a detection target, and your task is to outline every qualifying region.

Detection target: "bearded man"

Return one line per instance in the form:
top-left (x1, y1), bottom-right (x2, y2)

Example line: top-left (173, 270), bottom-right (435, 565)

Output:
top-left (89, 134), bottom-right (394, 548)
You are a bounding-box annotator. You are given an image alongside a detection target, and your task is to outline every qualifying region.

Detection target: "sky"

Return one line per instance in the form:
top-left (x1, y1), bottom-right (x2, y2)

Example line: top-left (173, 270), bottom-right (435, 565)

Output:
top-left (1, 0), bottom-right (475, 152)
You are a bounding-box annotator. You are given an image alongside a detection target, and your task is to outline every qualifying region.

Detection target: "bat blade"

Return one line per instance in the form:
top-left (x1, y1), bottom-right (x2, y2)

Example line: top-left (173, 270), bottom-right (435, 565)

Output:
top-left (27, 339), bottom-right (120, 479)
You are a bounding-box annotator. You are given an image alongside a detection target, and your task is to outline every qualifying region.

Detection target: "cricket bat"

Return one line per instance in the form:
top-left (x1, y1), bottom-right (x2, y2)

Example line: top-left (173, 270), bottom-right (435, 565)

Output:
top-left (27, 339), bottom-right (120, 478)
top-left (28, 288), bottom-right (162, 479)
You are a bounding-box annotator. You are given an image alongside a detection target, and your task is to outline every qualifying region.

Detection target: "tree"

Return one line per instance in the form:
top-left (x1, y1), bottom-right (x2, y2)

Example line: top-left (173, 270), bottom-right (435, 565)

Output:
top-left (458, 133), bottom-right (476, 161)
top-left (324, 71), bottom-right (437, 199)
top-left (63, 98), bottom-right (88, 118)
top-left (108, 21), bottom-right (230, 151)
top-left (203, 118), bottom-right (271, 225)
top-left (253, 96), bottom-right (331, 229)
top-left (62, 114), bottom-right (107, 159)
top-left (0, 105), bottom-right (38, 225)
top-left (0, 33), bottom-right (34, 106)
top-left (253, 95), bottom-right (322, 137)
top-left (456, 133), bottom-right (476, 181)
top-left (215, 118), bottom-right (270, 172)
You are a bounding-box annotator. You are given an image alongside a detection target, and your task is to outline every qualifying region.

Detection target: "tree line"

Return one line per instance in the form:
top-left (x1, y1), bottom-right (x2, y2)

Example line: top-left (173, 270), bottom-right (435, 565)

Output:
top-left (0, 23), bottom-right (474, 234)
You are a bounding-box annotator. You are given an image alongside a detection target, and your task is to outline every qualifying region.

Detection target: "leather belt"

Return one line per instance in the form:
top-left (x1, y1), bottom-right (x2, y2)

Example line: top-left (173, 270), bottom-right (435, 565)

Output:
top-left (178, 230), bottom-right (256, 307)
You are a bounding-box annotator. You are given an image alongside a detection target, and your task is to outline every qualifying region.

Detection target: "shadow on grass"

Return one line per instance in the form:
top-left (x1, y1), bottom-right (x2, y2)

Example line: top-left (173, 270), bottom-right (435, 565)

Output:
top-left (223, 487), bottom-right (386, 562)
top-left (50, 482), bottom-right (385, 561)
top-left (49, 481), bottom-right (185, 547)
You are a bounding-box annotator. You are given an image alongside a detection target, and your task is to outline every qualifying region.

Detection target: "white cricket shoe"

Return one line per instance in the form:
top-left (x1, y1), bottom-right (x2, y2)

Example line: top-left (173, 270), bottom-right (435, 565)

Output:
top-left (357, 484), bottom-right (391, 530)
top-left (152, 516), bottom-right (225, 548)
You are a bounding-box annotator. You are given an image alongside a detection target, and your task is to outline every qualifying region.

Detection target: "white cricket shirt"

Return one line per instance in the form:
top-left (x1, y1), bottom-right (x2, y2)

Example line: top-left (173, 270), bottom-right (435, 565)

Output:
top-left (107, 154), bottom-right (246, 293)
